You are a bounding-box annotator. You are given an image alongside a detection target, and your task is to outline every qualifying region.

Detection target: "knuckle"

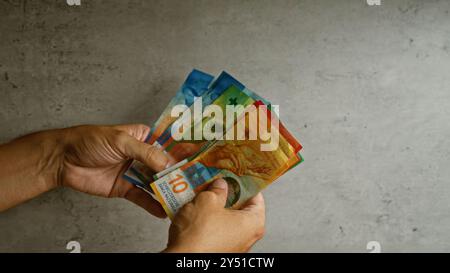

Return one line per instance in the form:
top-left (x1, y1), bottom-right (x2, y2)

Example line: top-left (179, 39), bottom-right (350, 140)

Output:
top-left (181, 202), bottom-right (194, 212)
top-left (139, 124), bottom-right (150, 132)
top-left (178, 202), bottom-right (194, 216)
top-left (136, 124), bottom-right (150, 136)
top-left (197, 191), bottom-right (217, 203)
top-left (174, 202), bottom-right (198, 225)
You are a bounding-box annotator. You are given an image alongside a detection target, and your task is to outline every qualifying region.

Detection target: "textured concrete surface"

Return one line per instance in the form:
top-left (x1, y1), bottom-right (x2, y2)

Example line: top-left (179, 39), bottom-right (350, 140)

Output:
top-left (1, 0), bottom-right (450, 252)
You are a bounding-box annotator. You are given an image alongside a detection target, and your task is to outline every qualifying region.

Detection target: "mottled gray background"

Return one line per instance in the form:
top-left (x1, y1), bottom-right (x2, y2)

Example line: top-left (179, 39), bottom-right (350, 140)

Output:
top-left (1, 0), bottom-right (449, 252)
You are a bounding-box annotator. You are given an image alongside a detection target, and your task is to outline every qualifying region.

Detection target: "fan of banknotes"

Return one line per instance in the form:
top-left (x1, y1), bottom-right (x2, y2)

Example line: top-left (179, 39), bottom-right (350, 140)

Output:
top-left (123, 69), bottom-right (303, 219)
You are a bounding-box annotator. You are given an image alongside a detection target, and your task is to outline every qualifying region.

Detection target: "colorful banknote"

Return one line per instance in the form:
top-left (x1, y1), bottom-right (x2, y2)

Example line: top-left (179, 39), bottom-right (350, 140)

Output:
top-left (156, 85), bottom-right (257, 162)
top-left (123, 69), bottom-right (214, 187)
top-left (126, 72), bottom-right (269, 186)
top-left (147, 69), bottom-right (214, 144)
top-left (123, 70), bottom-right (304, 217)
top-left (151, 102), bottom-right (302, 219)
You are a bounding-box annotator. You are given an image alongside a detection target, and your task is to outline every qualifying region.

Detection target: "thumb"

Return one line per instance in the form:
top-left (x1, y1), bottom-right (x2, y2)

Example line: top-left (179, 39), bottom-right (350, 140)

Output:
top-left (119, 133), bottom-right (169, 172)
top-left (206, 178), bottom-right (228, 207)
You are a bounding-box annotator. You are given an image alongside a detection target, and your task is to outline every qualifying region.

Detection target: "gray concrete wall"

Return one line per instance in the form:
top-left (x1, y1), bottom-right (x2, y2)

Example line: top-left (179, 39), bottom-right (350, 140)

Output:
top-left (1, 0), bottom-right (449, 252)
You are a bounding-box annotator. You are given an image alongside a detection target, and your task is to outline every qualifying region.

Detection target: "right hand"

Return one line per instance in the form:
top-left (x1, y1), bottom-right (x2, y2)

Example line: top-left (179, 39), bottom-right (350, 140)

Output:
top-left (164, 179), bottom-right (266, 253)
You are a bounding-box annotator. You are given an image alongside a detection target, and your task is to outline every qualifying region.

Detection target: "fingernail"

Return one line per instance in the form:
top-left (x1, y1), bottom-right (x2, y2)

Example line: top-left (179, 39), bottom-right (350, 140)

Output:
top-left (212, 178), bottom-right (227, 190)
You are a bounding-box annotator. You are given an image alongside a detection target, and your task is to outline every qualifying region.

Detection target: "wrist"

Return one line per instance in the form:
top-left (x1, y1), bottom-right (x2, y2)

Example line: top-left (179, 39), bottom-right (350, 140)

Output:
top-left (0, 127), bottom-right (71, 211)
top-left (35, 128), bottom-right (70, 191)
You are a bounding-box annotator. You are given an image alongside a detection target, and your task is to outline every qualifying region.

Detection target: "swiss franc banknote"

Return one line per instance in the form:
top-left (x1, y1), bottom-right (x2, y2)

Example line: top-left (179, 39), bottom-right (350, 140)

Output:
top-left (124, 71), bottom-right (269, 188)
top-left (151, 102), bottom-right (303, 219)
top-left (123, 69), bottom-right (213, 188)
top-left (156, 84), bottom-right (258, 163)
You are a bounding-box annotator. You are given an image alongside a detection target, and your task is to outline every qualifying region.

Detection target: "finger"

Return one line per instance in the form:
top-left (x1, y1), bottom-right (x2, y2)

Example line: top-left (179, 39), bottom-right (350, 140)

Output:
top-left (114, 124), bottom-right (150, 142)
top-left (114, 124), bottom-right (174, 170)
top-left (204, 178), bottom-right (228, 207)
top-left (124, 187), bottom-right (167, 218)
top-left (120, 134), bottom-right (169, 172)
top-left (241, 193), bottom-right (265, 216)
top-left (241, 193), bottom-right (265, 241)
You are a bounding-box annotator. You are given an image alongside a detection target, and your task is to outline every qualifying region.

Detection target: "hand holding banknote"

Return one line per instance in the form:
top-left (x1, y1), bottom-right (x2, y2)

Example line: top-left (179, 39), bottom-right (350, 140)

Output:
top-left (59, 124), bottom-right (265, 252)
top-left (0, 69), bottom-right (300, 253)
top-left (0, 123), bottom-right (265, 253)
top-left (164, 179), bottom-right (265, 253)
top-left (60, 124), bottom-right (170, 218)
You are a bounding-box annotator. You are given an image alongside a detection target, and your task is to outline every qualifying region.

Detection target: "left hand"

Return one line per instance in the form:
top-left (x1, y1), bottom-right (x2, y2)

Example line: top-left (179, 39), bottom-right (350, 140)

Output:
top-left (60, 124), bottom-right (169, 218)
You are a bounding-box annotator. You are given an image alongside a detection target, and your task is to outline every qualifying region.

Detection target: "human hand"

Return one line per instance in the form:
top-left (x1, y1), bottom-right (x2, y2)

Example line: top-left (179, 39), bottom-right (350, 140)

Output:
top-left (60, 124), bottom-right (170, 217)
top-left (164, 179), bottom-right (265, 252)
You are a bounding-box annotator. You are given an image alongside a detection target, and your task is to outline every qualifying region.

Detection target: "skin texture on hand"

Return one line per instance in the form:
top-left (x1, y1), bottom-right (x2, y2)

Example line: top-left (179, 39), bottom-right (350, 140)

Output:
top-left (0, 124), bottom-right (170, 217)
top-left (60, 124), bottom-right (170, 218)
top-left (0, 124), bottom-right (266, 253)
top-left (164, 179), bottom-right (266, 253)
